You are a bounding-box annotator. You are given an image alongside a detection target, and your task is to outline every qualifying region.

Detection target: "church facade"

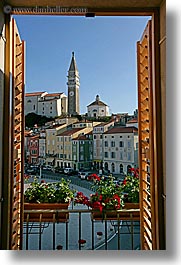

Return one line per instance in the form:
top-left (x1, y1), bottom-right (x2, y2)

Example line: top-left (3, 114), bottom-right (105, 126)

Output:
top-left (87, 95), bottom-right (110, 118)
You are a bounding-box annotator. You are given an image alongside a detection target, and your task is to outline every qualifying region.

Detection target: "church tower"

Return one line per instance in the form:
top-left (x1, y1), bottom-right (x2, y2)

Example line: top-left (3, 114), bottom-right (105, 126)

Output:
top-left (67, 52), bottom-right (80, 115)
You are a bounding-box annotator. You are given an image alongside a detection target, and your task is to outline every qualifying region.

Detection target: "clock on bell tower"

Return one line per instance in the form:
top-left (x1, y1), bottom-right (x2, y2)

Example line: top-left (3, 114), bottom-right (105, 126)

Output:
top-left (67, 52), bottom-right (80, 116)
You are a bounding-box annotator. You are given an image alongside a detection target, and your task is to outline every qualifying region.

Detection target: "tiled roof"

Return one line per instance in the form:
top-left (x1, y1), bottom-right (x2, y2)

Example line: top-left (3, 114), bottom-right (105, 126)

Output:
top-left (73, 131), bottom-right (93, 140)
top-left (104, 126), bottom-right (138, 134)
top-left (87, 100), bottom-right (107, 107)
top-left (44, 93), bottom-right (63, 97)
top-left (58, 128), bottom-right (83, 136)
top-left (94, 121), bottom-right (113, 128)
top-left (25, 92), bottom-right (45, 97)
top-left (73, 135), bottom-right (88, 140)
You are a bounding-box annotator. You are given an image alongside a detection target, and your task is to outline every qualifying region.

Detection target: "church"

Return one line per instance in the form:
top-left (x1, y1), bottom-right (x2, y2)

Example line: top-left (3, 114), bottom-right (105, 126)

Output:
top-left (87, 95), bottom-right (110, 118)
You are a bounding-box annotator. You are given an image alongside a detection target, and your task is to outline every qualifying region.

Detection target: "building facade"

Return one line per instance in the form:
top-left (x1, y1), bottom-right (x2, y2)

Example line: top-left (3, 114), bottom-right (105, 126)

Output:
top-left (27, 135), bottom-right (40, 164)
top-left (56, 127), bottom-right (93, 168)
top-left (72, 132), bottom-right (93, 170)
top-left (67, 52), bottom-right (80, 115)
top-left (46, 124), bottom-right (67, 165)
top-left (25, 92), bottom-right (67, 118)
top-left (92, 121), bottom-right (115, 170)
top-left (103, 126), bottom-right (138, 174)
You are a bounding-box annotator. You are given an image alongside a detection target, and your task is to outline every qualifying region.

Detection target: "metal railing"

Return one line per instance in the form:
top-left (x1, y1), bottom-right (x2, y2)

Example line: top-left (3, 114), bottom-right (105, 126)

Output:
top-left (23, 207), bottom-right (140, 250)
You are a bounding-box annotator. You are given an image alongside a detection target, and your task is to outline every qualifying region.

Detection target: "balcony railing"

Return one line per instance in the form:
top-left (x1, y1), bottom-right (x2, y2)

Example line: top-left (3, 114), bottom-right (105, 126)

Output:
top-left (23, 207), bottom-right (140, 250)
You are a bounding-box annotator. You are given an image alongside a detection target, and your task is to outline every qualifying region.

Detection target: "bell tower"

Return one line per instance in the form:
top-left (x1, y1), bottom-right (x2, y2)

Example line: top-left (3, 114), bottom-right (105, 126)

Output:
top-left (67, 52), bottom-right (80, 115)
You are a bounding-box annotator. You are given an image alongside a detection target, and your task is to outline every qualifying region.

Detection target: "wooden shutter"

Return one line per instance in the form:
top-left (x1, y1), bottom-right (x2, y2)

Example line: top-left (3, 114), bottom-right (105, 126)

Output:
top-left (11, 18), bottom-right (25, 250)
top-left (137, 20), bottom-right (157, 250)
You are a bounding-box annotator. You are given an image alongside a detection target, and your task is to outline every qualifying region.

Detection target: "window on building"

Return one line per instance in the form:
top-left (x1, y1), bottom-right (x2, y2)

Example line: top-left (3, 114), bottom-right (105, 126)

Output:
top-left (111, 152), bottom-right (115, 158)
top-left (80, 155), bottom-right (84, 161)
top-left (120, 152), bottom-right (123, 160)
top-left (111, 163), bottom-right (115, 172)
top-left (105, 141), bottom-right (108, 147)
top-left (128, 141), bottom-right (131, 148)
top-left (94, 135), bottom-right (96, 139)
top-left (33, 105), bottom-right (35, 110)
top-left (80, 146), bottom-right (84, 152)
top-left (128, 152), bottom-right (131, 161)
top-left (73, 146), bottom-right (76, 152)
top-left (120, 164), bottom-right (123, 173)
top-left (120, 141), bottom-right (124, 147)
top-left (105, 152), bottom-right (108, 158)
top-left (111, 141), bottom-right (115, 147)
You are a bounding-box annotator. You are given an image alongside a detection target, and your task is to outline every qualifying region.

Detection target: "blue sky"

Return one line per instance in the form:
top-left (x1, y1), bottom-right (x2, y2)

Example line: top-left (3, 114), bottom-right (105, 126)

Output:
top-left (14, 15), bottom-right (150, 115)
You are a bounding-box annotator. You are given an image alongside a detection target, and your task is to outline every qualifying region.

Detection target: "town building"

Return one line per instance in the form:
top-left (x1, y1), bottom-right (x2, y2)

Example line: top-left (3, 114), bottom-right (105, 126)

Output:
top-left (25, 91), bottom-right (67, 118)
top-left (67, 52), bottom-right (80, 115)
top-left (103, 126), bottom-right (138, 174)
top-left (46, 124), bottom-right (67, 165)
top-left (72, 132), bottom-right (93, 170)
top-left (72, 120), bottom-right (101, 129)
top-left (27, 134), bottom-right (40, 164)
top-left (92, 121), bottom-right (115, 170)
top-left (56, 127), bottom-right (93, 168)
top-left (87, 95), bottom-right (110, 118)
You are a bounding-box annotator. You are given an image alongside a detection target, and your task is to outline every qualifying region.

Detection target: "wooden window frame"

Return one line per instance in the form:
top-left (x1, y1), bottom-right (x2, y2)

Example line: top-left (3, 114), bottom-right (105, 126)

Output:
top-left (1, 1), bottom-right (165, 250)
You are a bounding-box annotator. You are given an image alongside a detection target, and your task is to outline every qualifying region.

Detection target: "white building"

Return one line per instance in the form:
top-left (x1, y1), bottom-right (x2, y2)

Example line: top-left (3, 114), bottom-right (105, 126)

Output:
top-left (92, 121), bottom-right (115, 170)
top-left (103, 126), bottom-right (138, 174)
top-left (25, 92), bottom-right (67, 118)
top-left (87, 95), bottom-right (109, 118)
top-left (25, 91), bottom-right (48, 115)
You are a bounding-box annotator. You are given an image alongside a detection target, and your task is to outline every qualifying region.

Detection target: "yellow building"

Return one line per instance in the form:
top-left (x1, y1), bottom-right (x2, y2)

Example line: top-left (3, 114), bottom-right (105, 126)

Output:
top-left (46, 124), bottom-right (67, 165)
top-left (56, 127), bottom-right (93, 168)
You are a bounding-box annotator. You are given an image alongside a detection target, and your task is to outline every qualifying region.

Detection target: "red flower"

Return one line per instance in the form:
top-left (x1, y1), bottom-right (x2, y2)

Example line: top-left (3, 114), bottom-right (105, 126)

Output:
top-left (123, 179), bottom-right (127, 185)
top-left (92, 201), bottom-right (103, 212)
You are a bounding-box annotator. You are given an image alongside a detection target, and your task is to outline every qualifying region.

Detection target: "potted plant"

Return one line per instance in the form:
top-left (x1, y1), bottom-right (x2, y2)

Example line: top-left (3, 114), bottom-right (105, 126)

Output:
top-left (119, 168), bottom-right (140, 219)
top-left (74, 175), bottom-right (124, 220)
top-left (120, 168), bottom-right (140, 205)
top-left (24, 178), bottom-right (76, 222)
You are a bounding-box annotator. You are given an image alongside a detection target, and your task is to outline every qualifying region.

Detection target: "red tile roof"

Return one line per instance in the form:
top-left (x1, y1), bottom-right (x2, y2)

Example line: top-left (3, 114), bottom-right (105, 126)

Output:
top-left (58, 128), bottom-right (83, 136)
top-left (44, 93), bottom-right (63, 97)
top-left (25, 92), bottom-right (45, 97)
top-left (104, 126), bottom-right (138, 134)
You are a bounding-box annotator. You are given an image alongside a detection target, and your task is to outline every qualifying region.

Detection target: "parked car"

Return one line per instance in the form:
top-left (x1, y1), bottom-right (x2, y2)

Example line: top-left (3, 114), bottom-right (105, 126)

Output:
top-left (54, 167), bottom-right (64, 173)
top-left (67, 170), bottom-right (79, 176)
top-left (26, 167), bottom-right (40, 174)
top-left (64, 168), bottom-right (74, 174)
top-left (42, 165), bottom-right (54, 171)
top-left (79, 172), bottom-right (90, 180)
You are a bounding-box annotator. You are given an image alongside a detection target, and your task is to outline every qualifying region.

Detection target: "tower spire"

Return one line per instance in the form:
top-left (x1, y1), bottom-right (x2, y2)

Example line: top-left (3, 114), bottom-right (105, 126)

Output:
top-left (69, 51), bottom-right (78, 72)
